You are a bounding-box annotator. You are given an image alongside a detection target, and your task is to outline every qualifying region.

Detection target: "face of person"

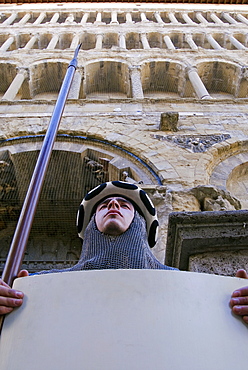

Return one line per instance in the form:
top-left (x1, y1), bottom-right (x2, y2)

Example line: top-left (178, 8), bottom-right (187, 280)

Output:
top-left (95, 197), bottom-right (135, 236)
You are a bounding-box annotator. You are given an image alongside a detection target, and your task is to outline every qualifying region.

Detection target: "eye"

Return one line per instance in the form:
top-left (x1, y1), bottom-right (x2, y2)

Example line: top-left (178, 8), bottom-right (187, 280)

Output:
top-left (98, 204), bottom-right (107, 210)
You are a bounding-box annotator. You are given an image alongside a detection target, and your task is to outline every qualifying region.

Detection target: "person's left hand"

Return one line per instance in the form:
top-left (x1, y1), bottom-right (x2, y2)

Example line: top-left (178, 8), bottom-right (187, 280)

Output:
top-left (230, 269), bottom-right (248, 324)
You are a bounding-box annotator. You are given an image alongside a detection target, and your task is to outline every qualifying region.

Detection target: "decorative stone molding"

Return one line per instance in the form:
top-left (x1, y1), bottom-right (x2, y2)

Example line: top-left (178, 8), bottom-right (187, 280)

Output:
top-left (151, 134), bottom-right (231, 153)
top-left (165, 209), bottom-right (248, 275)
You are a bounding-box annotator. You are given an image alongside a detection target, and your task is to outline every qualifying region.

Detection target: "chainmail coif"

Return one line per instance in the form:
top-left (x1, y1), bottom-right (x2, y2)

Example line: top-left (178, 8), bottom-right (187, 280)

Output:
top-left (34, 212), bottom-right (177, 275)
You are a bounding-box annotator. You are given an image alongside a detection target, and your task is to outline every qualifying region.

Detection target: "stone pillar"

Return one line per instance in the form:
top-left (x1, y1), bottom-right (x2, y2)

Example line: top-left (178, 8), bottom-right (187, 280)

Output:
top-left (187, 66), bottom-right (212, 100)
top-left (33, 12), bottom-right (46, 25)
top-left (154, 12), bottom-right (164, 24)
top-left (2, 68), bottom-right (28, 101)
top-left (95, 12), bottom-right (102, 24)
top-left (70, 34), bottom-right (80, 49)
top-left (210, 13), bottom-right (223, 25)
top-left (228, 34), bottom-right (246, 50)
top-left (47, 34), bottom-right (59, 50)
top-left (95, 33), bottom-right (103, 49)
top-left (185, 34), bottom-right (198, 50)
top-left (50, 13), bottom-right (60, 24)
top-left (126, 12), bottom-right (133, 23)
top-left (24, 34), bottom-right (38, 50)
top-left (141, 33), bottom-right (150, 49)
top-left (140, 12), bottom-right (148, 22)
top-left (2, 13), bottom-right (17, 25)
top-left (68, 70), bottom-right (82, 99)
top-left (205, 34), bottom-right (222, 50)
top-left (168, 13), bottom-right (179, 24)
top-left (0, 36), bottom-right (15, 52)
top-left (129, 66), bottom-right (144, 99)
top-left (195, 12), bottom-right (208, 25)
top-left (111, 11), bottom-right (118, 24)
top-left (181, 13), bottom-right (195, 25)
top-left (163, 35), bottom-right (175, 50)
top-left (119, 33), bottom-right (126, 49)
top-left (222, 12), bottom-right (237, 24)
top-left (236, 14), bottom-right (248, 26)
top-left (81, 13), bottom-right (89, 24)
top-left (65, 14), bottom-right (74, 23)
top-left (18, 13), bottom-right (31, 25)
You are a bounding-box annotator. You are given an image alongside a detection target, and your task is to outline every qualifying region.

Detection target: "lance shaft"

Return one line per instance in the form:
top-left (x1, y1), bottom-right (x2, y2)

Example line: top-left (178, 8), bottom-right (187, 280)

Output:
top-left (2, 44), bottom-right (81, 287)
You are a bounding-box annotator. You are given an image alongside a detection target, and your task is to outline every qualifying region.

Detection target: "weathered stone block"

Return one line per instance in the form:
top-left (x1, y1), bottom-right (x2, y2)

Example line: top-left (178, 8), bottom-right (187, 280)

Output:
top-left (159, 112), bottom-right (179, 132)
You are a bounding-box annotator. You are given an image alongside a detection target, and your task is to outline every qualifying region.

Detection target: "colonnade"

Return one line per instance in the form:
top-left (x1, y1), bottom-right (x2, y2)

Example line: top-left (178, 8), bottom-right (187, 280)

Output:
top-left (0, 61), bottom-right (220, 101)
top-left (0, 31), bottom-right (247, 52)
top-left (0, 10), bottom-right (248, 26)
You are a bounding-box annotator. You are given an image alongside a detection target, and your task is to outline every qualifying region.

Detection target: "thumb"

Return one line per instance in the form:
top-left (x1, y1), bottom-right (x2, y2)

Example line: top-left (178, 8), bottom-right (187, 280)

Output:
top-left (235, 269), bottom-right (248, 279)
top-left (18, 269), bottom-right (29, 278)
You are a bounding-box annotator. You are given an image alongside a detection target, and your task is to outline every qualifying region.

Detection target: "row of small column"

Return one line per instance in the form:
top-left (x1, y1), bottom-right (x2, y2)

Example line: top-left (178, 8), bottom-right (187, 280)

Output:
top-left (1, 10), bottom-right (248, 26)
top-left (1, 64), bottom-right (211, 101)
top-left (0, 31), bottom-right (247, 52)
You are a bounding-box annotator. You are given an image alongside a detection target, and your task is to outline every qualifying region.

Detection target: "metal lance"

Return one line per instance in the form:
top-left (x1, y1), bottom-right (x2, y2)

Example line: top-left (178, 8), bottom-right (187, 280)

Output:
top-left (2, 44), bottom-right (81, 287)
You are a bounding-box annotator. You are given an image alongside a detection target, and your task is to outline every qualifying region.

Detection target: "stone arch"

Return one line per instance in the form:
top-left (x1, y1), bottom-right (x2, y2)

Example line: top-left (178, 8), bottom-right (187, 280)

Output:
top-left (29, 60), bottom-right (69, 99)
top-left (85, 60), bottom-right (131, 99)
top-left (147, 32), bottom-right (165, 49)
top-left (80, 32), bottom-right (96, 50)
top-left (126, 32), bottom-right (142, 49)
top-left (194, 139), bottom-right (248, 208)
top-left (0, 61), bottom-right (17, 98)
top-left (16, 33), bottom-right (32, 49)
top-left (0, 135), bottom-right (160, 273)
top-left (140, 59), bottom-right (185, 98)
top-left (196, 59), bottom-right (242, 98)
top-left (57, 33), bottom-right (74, 49)
top-left (102, 33), bottom-right (118, 49)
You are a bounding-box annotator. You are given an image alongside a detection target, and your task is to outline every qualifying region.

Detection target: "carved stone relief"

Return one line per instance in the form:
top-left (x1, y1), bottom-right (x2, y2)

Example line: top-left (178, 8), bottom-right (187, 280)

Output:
top-left (151, 133), bottom-right (231, 152)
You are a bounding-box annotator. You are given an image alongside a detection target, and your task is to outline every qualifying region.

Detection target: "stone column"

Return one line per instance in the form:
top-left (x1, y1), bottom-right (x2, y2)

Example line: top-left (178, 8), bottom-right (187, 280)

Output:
top-left (141, 33), bottom-right (150, 49)
top-left (24, 34), bottom-right (38, 50)
top-left (228, 34), bottom-right (246, 50)
top-left (2, 68), bottom-right (28, 101)
top-left (47, 34), bottom-right (59, 49)
top-left (2, 13), bottom-right (17, 25)
top-left (205, 34), bottom-right (222, 50)
top-left (163, 35), bottom-right (175, 50)
top-left (187, 66), bottom-right (212, 100)
top-left (95, 33), bottom-right (103, 49)
top-left (70, 34), bottom-right (80, 49)
top-left (50, 12), bottom-right (60, 24)
top-left (65, 14), bottom-right (74, 23)
top-left (119, 33), bottom-right (126, 49)
top-left (68, 70), bottom-right (82, 99)
top-left (222, 12), bottom-right (237, 24)
top-left (95, 12), bottom-right (102, 24)
top-left (195, 12), bottom-right (208, 25)
top-left (185, 34), bottom-right (198, 50)
top-left (236, 14), bottom-right (248, 26)
top-left (111, 11), bottom-right (118, 24)
top-left (168, 13), bottom-right (179, 24)
top-left (181, 13), bottom-right (195, 25)
top-left (126, 12), bottom-right (133, 23)
top-left (18, 13), bottom-right (31, 25)
top-left (140, 12), bottom-right (148, 22)
top-left (154, 12), bottom-right (164, 24)
top-left (81, 13), bottom-right (89, 24)
top-left (129, 66), bottom-right (144, 99)
top-left (210, 13), bottom-right (223, 25)
top-left (33, 12), bottom-right (46, 25)
top-left (0, 36), bottom-right (15, 52)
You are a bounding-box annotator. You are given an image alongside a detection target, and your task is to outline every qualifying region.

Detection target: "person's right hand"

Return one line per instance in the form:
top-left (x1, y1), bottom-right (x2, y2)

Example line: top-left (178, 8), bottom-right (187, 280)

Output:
top-left (0, 270), bottom-right (29, 315)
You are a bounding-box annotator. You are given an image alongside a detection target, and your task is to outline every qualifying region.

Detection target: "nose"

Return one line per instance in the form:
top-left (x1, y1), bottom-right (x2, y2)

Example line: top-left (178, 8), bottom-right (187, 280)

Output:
top-left (107, 198), bottom-right (120, 210)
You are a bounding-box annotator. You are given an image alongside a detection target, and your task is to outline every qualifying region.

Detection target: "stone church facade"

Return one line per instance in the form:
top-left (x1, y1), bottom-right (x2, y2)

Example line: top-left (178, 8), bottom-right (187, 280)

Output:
top-left (0, 2), bottom-right (248, 275)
